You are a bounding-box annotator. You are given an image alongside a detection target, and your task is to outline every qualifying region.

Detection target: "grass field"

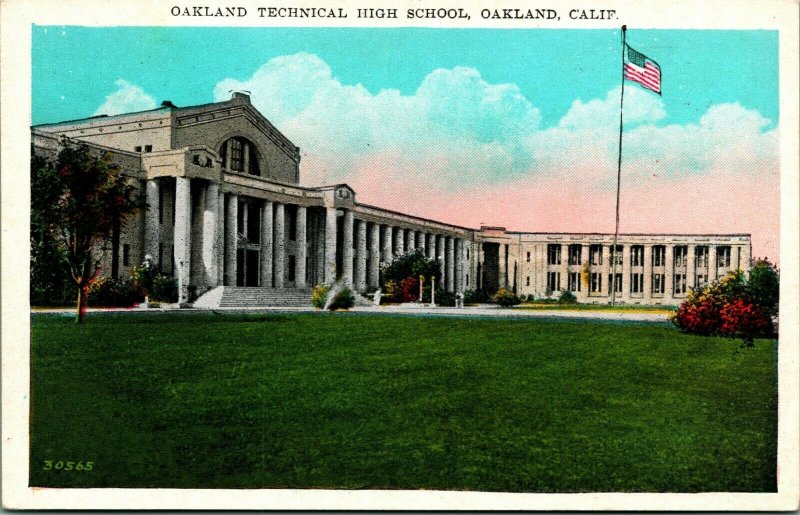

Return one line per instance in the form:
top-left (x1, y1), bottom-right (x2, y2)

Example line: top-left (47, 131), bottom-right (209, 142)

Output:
top-left (30, 311), bottom-right (777, 491)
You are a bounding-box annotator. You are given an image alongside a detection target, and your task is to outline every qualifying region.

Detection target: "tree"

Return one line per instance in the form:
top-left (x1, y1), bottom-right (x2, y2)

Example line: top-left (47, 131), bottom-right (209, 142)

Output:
top-left (747, 258), bottom-right (779, 317)
top-left (31, 140), bottom-right (141, 322)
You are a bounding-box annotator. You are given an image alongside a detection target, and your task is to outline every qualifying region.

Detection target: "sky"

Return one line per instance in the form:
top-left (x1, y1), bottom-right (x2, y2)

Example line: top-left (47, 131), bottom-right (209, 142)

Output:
top-left (32, 26), bottom-right (780, 259)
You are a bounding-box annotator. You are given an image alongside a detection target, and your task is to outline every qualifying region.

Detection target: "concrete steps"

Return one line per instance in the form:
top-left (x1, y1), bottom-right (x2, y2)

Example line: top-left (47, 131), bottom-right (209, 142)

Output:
top-left (194, 286), bottom-right (314, 308)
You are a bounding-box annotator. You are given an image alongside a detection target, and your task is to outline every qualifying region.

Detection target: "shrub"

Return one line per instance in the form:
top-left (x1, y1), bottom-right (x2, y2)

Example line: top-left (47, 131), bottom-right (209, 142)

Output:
top-left (719, 299), bottom-right (774, 346)
top-left (434, 288), bottom-right (456, 307)
top-left (150, 275), bottom-right (178, 303)
top-left (398, 277), bottom-right (420, 302)
top-left (327, 288), bottom-right (354, 311)
top-left (672, 267), bottom-right (778, 345)
top-left (672, 297), bottom-right (722, 336)
top-left (87, 277), bottom-right (144, 307)
top-left (464, 289), bottom-right (490, 304)
top-left (493, 287), bottom-right (520, 307)
top-left (747, 258), bottom-right (779, 317)
top-left (558, 290), bottom-right (578, 304)
top-left (311, 284), bottom-right (330, 309)
top-left (381, 250), bottom-right (440, 285)
top-left (384, 279), bottom-right (400, 303)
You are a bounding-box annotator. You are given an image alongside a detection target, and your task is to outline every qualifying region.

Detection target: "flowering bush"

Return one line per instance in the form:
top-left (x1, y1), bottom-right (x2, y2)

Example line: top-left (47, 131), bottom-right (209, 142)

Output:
top-left (719, 299), bottom-right (773, 347)
top-left (398, 277), bottom-right (420, 302)
top-left (493, 287), bottom-right (521, 307)
top-left (311, 284), bottom-right (330, 309)
top-left (87, 277), bottom-right (145, 307)
top-left (672, 298), bottom-right (722, 336)
top-left (672, 267), bottom-right (777, 345)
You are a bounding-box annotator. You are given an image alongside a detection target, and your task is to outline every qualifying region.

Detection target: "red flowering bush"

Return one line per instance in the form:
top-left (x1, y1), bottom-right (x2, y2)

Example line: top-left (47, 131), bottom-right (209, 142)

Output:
top-left (673, 298), bottom-right (721, 336)
top-left (671, 266), bottom-right (777, 346)
top-left (719, 299), bottom-right (773, 347)
top-left (398, 277), bottom-right (420, 302)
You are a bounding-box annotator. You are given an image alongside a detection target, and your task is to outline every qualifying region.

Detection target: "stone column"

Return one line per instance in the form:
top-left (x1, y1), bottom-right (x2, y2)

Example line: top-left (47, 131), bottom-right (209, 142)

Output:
top-left (216, 189), bottom-right (225, 285)
top-left (426, 234), bottom-right (435, 259)
top-left (436, 235), bottom-right (445, 282)
top-left (498, 243), bottom-right (507, 289)
top-left (274, 203), bottom-right (285, 288)
top-left (665, 245), bottom-right (675, 299)
top-left (224, 193), bottom-right (238, 286)
top-left (382, 225), bottom-right (393, 263)
top-left (418, 232), bottom-right (426, 255)
top-left (408, 230), bottom-right (416, 252)
top-left (446, 236), bottom-right (455, 293)
top-left (687, 244), bottom-right (696, 291)
top-left (621, 244), bottom-right (631, 301)
top-left (709, 244), bottom-right (718, 282)
top-left (202, 183), bottom-right (219, 287)
top-left (354, 219), bottom-right (367, 292)
top-left (260, 201), bottom-right (274, 287)
top-left (395, 227), bottom-right (404, 256)
top-left (602, 245), bottom-right (611, 296)
top-left (242, 144), bottom-right (250, 174)
top-left (342, 210), bottom-right (354, 286)
top-left (369, 223), bottom-right (380, 289)
top-left (324, 208), bottom-right (337, 283)
top-left (560, 244), bottom-right (569, 293)
top-left (296, 206), bottom-right (307, 288)
top-left (643, 244), bottom-right (653, 302)
top-left (454, 238), bottom-right (464, 293)
top-left (144, 179), bottom-right (160, 264)
top-left (174, 177), bottom-right (192, 303)
top-left (579, 245), bottom-right (590, 299)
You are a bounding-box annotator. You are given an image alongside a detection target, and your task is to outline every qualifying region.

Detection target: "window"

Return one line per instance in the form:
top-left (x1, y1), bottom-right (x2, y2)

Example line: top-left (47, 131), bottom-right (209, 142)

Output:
top-left (631, 245), bottom-right (644, 266)
top-left (144, 144), bottom-right (153, 153)
top-left (466, 274), bottom-right (469, 287)
top-left (568, 272), bottom-right (581, 292)
top-left (630, 273), bottom-right (644, 294)
top-left (609, 245), bottom-right (623, 266)
top-left (696, 274), bottom-right (708, 287)
top-left (547, 271), bottom-right (561, 292)
top-left (590, 272), bottom-right (603, 293)
top-left (717, 246), bottom-right (731, 267)
top-left (134, 145), bottom-right (142, 152)
top-left (674, 273), bottom-right (686, 294)
top-left (526, 276), bottom-right (530, 287)
top-left (607, 273), bottom-right (622, 293)
top-left (674, 246), bottom-right (688, 267)
top-left (547, 244), bottom-right (561, 265)
top-left (696, 246), bottom-right (709, 268)
top-left (653, 245), bottom-right (666, 266)
top-left (220, 136), bottom-right (260, 175)
top-left (590, 245), bottom-right (603, 266)
top-left (652, 273), bottom-right (665, 294)
top-left (122, 244), bottom-right (130, 266)
top-left (526, 251), bottom-right (530, 263)
top-left (568, 244), bottom-right (582, 265)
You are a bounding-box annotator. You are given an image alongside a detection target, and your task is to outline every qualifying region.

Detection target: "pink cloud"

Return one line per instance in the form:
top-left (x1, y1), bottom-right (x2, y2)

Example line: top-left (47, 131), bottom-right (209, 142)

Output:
top-left (337, 155), bottom-right (779, 262)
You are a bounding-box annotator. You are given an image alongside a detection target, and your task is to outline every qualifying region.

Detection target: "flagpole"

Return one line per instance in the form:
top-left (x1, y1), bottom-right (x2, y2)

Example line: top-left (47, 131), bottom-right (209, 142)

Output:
top-left (610, 25), bottom-right (626, 306)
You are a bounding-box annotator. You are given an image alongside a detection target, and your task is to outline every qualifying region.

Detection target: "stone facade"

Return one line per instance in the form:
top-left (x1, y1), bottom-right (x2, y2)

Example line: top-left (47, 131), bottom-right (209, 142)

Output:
top-left (32, 93), bottom-right (752, 306)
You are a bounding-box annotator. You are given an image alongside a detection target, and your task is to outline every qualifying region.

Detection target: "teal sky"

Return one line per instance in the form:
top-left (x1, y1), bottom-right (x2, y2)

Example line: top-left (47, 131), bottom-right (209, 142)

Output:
top-left (31, 26), bottom-right (778, 128)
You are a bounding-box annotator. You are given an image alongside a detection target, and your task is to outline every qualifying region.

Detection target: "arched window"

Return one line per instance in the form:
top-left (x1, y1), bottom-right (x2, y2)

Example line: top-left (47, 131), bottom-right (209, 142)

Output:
top-left (220, 136), bottom-right (260, 176)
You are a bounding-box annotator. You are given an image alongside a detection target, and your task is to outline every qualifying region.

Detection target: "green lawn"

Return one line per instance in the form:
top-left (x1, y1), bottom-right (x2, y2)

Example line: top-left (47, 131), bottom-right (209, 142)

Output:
top-left (30, 312), bottom-right (777, 492)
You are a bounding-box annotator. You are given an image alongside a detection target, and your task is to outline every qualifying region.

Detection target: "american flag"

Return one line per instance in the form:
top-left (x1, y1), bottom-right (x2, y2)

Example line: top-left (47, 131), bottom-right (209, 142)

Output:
top-left (623, 44), bottom-right (661, 95)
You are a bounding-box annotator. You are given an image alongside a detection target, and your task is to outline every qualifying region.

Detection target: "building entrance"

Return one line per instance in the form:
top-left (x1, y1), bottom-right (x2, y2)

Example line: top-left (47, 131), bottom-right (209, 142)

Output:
top-left (236, 200), bottom-right (262, 287)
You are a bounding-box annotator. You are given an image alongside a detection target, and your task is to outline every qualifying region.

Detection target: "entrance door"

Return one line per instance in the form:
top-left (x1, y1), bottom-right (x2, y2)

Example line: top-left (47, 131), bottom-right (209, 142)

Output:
top-left (235, 200), bottom-right (262, 287)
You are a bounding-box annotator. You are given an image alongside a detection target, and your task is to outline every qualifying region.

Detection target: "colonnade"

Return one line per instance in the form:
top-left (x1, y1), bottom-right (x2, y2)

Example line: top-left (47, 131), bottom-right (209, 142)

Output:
top-left (144, 178), bottom-right (469, 303)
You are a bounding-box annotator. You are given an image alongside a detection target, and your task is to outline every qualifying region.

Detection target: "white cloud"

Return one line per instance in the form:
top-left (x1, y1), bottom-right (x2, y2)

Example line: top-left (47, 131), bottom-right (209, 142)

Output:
top-left (94, 79), bottom-right (157, 116)
top-left (212, 52), bottom-right (776, 196)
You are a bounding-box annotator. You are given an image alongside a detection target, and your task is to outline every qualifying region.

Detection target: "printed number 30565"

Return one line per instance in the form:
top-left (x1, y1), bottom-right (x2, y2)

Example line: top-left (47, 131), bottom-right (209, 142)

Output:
top-left (42, 460), bottom-right (94, 471)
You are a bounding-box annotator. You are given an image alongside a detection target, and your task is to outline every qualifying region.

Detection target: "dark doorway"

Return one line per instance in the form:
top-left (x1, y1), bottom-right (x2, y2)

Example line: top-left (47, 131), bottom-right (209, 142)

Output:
top-left (482, 243), bottom-right (500, 294)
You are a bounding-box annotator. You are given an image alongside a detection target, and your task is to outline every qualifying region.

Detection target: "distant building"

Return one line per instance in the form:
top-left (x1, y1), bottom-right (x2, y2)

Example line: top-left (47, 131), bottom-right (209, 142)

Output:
top-left (32, 92), bottom-right (750, 306)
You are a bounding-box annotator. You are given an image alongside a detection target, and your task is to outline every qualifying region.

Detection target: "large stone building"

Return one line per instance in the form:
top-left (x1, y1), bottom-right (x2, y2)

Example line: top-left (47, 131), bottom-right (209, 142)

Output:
top-left (32, 93), bottom-right (751, 307)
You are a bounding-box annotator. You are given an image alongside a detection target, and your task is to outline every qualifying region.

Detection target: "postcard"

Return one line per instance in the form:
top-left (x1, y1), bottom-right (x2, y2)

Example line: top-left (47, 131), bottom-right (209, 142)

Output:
top-left (2, 0), bottom-right (798, 510)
